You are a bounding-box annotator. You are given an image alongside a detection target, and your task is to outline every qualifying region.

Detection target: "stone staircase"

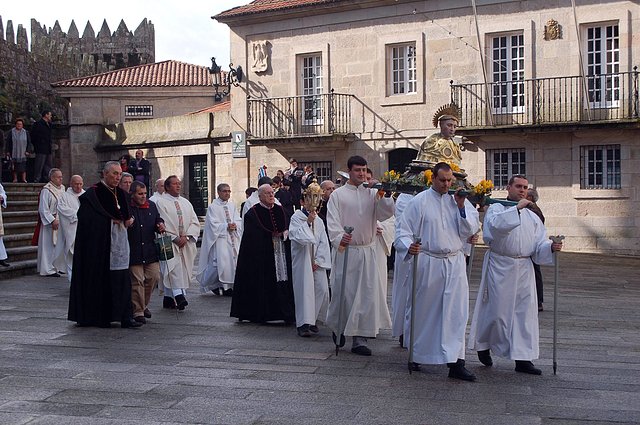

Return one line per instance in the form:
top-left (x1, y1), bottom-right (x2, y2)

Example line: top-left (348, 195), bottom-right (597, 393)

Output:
top-left (1, 183), bottom-right (42, 279)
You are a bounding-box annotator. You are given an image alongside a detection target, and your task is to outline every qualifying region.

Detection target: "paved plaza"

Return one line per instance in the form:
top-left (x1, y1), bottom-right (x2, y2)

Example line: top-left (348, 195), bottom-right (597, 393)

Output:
top-left (1, 249), bottom-right (639, 424)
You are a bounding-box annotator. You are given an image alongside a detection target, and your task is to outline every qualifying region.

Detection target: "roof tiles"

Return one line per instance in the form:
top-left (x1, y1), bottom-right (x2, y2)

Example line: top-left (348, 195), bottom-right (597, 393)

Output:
top-left (215, 0), bottom-right (340, 19)
top-left (52, 60), bottom-right (214, 88)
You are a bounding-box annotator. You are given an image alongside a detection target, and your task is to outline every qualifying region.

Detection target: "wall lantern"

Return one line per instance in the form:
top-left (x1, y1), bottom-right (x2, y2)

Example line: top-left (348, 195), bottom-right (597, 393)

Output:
top-left (209, 57), bottom-right (243, 101)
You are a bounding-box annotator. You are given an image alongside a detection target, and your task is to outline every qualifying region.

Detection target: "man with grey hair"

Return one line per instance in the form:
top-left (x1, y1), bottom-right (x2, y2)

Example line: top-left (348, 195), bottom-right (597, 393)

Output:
top-left (149, 178), bottom-right (165, 203)
top-left (55, 175), bottom-right (85, 281)
top-left (197, 183), bottom-right (242, 296)
top-left (33, 168), bottom-right (65, 276)
top-left (231, 183), bottom-right (295, 323)
top-left (68, 161), bottom-right (140, 328)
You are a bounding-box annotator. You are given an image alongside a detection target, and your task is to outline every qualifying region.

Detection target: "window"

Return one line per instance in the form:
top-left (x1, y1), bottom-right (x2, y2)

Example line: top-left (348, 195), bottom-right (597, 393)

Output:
top-left (580, 145), bottom-right (620, 189)
top-left (586, 24), bottom-right (619, 108)
top-left (125, 105), bottom-right (153, 117)
top-left (303, 161), bottom-right (333, 183)
top-left (486, 148), bottom-right (526, 189)
top-left (491, 34), bottom-right (525, 113)
top-left (299, 54), bottom-right (323, 126)
top-left (388, 43), bottom-right (417, 95)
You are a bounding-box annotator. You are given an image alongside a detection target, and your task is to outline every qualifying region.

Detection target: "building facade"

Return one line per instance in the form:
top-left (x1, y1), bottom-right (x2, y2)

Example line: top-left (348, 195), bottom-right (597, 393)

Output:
top-left (214, 0), bottom-right (640, 255)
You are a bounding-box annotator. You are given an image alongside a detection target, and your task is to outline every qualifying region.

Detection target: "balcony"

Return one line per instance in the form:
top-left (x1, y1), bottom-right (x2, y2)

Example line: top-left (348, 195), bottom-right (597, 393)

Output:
top-left (451, 68), bottom-right (639, 130)
top-left (247, 91), bottom-right (354, 141)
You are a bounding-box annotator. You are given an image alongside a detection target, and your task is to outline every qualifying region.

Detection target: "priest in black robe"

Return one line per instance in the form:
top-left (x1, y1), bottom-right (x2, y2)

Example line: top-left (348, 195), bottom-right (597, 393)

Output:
top-left (231, 184), bottom-right (295, 323)
top-left (68, 161), bottom-right (141, 328)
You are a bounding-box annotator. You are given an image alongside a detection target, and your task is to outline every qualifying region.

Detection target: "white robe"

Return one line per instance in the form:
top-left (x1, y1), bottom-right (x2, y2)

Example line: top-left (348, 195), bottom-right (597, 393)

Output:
top-left (37, 183), bottom-right (65, 275)
top-left (289, 209), bottom-right (331, 328)
top-left (0, 184), bottom-right (7, 260)
top-left (155, 194), bottom-right (200, 290)
top-left (391, 193), bottom-right (414, 338)
top-left (196, 198), bottom-right (242, 292)
top-left (468, 205), bottom-right (554, 360)
top-left (326, 183), bottom-right (394, 338)
top-left (396, 188), bottom-right (479, 364)
top-left (375, 216), bottom-right (395, 313)
top-left (55, 188), bottom-right (84, 279)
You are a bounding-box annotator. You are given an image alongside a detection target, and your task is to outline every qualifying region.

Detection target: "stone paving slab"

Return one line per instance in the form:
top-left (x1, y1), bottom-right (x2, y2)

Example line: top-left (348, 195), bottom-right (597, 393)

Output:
top-left (0, 250), bottom-right (639, 424)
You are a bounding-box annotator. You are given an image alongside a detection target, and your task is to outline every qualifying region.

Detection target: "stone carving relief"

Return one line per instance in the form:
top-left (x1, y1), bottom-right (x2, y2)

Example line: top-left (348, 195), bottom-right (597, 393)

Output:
top-left (544, 19), bottom-right (562, 41)
top-left (251, 40), bottom-right (270, 73)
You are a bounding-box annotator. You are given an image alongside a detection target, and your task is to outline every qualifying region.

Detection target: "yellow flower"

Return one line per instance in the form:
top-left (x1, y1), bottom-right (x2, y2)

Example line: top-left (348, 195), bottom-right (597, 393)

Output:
top-left (424, 169), bottom-right (433, 186)
top-left (446, 162), bottom-right (461, 172)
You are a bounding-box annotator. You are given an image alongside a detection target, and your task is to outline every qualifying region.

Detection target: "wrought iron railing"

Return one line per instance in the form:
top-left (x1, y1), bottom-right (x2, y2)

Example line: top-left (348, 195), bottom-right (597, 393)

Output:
top-left (247, 90), bottom-right (353, 139)
top-left (451, 67), bottom-right (639, 128)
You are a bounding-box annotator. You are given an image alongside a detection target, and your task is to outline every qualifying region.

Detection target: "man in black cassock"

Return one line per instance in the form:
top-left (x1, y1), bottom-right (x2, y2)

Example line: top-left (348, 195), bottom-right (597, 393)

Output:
top-left (68, 161), bottom-right (141, 328)
top-left (231, 184), bottom-right (295, 323)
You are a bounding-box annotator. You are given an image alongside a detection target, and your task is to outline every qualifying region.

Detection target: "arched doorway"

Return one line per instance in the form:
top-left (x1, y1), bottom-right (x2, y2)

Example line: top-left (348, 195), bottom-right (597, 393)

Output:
top-left (388, 148), bottom-right (418, 173)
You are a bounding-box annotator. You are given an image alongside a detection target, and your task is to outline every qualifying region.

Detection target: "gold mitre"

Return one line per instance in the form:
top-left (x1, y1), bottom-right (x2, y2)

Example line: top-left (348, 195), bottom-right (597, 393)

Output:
top-left (432, 103), bottom-right (461, 128)
top-left (304, 179), bottom-right (323, 210)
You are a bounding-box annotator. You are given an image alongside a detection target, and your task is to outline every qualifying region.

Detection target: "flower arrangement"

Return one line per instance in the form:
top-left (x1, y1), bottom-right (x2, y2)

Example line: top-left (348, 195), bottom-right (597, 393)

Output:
top-left (423, 169), bottom-right (433, 186)
top-left (381, 170), bottom-right (402, 183)
top-left (473, 179), bottom-right (494, 197)
top-left (446, 162), bottom-right (461, 173)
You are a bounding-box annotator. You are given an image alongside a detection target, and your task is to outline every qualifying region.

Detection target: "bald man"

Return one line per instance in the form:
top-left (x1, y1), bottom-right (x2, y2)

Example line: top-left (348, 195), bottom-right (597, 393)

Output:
top-left (56, 175), bottom-right (85, 281)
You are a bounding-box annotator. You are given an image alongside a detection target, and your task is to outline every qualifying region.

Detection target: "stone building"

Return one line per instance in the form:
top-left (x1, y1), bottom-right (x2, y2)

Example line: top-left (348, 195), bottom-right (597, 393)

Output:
top-left (52, 60), bottom-right (226, 214)
top-left (212, 0), bottom-right (640, 255)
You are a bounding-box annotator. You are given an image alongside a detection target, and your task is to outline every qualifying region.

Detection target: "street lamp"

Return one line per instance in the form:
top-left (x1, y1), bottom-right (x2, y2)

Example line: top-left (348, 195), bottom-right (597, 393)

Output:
top-left (209, 57), bottom-right (243, 102)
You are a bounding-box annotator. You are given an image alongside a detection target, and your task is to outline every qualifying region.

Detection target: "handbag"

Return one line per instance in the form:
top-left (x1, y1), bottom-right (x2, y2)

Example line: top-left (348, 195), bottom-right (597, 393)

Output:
top-left (154, 234), bottom-right (174, 261)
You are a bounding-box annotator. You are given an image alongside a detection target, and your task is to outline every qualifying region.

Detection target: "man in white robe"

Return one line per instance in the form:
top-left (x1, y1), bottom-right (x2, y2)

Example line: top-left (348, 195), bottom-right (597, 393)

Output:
top-left (289, 183), bottom-right (331, 337)
top-left (155, 175), bottom-right (200, 310)
top-left (55, 175), bottom-right (85, 281)
top-left (468, 175), bottom-right (562, 375)
top-left (0, 183), bottom-right (9, 267)
top-left (396, 162), bottom-right (479, 381)
top-left (326, 156), bottom-right (394, 356)
top-left (390, 193), bottom-right (414, 343)
top-left (34, 168), bottom-right (65, 277)
top-left (196, 183), bottom-right (242, 296)
top-left (148, 178), bottom-right (164, 203)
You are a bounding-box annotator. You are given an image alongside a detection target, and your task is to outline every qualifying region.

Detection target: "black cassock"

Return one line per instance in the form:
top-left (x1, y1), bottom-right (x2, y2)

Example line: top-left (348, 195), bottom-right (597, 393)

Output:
top-left (231, 203), bottom-right (295, 323)
top-left (68, 182), bottom-right (132, 327)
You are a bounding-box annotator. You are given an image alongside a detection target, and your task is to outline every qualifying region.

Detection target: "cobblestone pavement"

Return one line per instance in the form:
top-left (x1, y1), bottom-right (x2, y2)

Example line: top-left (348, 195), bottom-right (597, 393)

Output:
top-left (1, 249), bottom-right (639, 424)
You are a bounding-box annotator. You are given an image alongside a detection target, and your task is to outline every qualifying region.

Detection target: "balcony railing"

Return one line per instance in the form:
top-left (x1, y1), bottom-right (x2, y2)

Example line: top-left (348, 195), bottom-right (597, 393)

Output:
top-left (247, 91), bottom-right (353, 139)
top-left (451, 68), bottom-right (639, 128)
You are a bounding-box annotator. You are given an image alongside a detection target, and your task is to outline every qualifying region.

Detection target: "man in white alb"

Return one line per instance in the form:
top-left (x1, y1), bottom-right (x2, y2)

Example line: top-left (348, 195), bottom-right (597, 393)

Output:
top-left (34, 168), bottom-right (65, 277)
top-left (55, 175), bottom-right (84, 281)
top-left (197, 183), bottom-right (242, 296)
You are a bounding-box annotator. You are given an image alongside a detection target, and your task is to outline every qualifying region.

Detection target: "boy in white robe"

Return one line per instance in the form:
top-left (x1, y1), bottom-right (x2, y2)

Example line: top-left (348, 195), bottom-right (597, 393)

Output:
top-left (396, 162), bottom-right (479, 381)
top-left (326, 156), bottom-right (394, 356)
top-left (289, 182), bottom-right (331, 337)
top-left (468, 175), bottom-right (562, 375)
top-left (196, 183), bottom-right (242, 295)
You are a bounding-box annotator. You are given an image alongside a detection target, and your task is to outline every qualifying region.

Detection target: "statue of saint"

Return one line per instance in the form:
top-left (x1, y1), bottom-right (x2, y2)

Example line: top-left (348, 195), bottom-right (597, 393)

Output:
top-left (415, 104), bottom-right (463, 166)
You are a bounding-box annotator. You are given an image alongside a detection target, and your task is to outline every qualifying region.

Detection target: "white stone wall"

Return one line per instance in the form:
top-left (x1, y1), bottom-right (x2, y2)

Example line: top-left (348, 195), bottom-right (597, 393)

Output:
top-left (221, 0), bottom-right (640, 255)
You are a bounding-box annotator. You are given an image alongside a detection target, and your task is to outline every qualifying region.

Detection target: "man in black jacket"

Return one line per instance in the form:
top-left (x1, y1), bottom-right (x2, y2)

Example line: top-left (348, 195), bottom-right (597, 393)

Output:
top-left (31, 110), bottom-right (53, 183)
top-left (129, 149), bottom-right (152, 191)
top-left (128, 181), bottom-right (165, 323)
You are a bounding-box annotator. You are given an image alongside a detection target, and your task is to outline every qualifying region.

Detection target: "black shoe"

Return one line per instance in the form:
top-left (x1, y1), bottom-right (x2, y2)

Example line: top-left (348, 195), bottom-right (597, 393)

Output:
top-left (0, 259), bottom-right (10, 267)
top-left (211, 288), bottom-right (223, 296)
top-left (46, 272), bottom-right (60, 277)
top-left (175, 294), bottom-right (188, 311)
top-left (309, 325), bottom-right (319, 333)
top-left (297, 325), bottom-right (311, 337)
top-left (162, 296), bottom-right (176, 309)
top-left (447, 359), bottom-right (476, 381)
top-left (515, 360), bottom-right (542, 375)
top-left (223, 288), bottom-right (234, 297)
top-left (478, 349), bottom-right (493, 366)
top-left (399, 334), bottom-right (404, 347)
top-left (143, 308), bottom-right (152, 319)
top-left (408, 361), bottom-right (421, 371)
top-left (351, 345), bottom-right (372, 356)
top-left (133, 316), bottom-right (146, 324)
top-left (121, 319), bottom-right (143, 328)
top-left (538, 304), bottom-right (544, 312)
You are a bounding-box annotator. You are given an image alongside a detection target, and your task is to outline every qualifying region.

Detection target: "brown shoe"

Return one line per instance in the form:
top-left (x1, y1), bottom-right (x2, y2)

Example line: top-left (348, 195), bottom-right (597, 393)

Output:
top-left (134, 316), bottom-right (146, 324)
top-left (143, 308), bottom-right (152, 319)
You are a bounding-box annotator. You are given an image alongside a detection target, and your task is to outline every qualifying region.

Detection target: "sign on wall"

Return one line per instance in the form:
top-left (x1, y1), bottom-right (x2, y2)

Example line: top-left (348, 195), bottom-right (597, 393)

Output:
top-left (231, 131), bottom-right (246, 158)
